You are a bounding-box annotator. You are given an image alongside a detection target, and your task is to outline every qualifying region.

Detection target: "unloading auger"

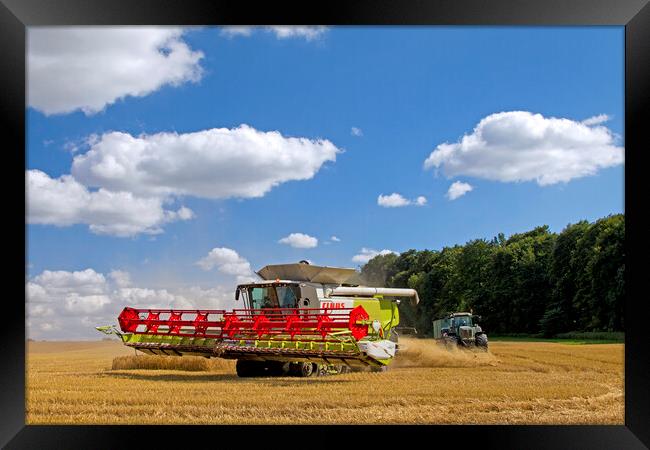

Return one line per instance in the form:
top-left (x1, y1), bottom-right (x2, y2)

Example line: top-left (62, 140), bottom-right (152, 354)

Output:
top-left (97, 262), bottom-right (419, 377)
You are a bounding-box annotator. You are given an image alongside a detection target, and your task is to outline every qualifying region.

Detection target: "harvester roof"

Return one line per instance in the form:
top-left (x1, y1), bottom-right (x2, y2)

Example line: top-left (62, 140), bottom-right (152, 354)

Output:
top-left (256, 263), bottom-right (362, 285)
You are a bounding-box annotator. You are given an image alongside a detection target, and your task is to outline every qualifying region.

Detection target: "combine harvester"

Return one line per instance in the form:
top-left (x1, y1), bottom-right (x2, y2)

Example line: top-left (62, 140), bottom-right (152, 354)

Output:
top-left (97, 262), bottom-right (419, 377)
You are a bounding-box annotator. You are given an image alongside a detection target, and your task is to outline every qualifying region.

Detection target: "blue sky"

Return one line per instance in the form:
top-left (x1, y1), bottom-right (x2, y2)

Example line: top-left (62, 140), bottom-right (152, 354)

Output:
top-left (25, 26), bottom-right (624, 337)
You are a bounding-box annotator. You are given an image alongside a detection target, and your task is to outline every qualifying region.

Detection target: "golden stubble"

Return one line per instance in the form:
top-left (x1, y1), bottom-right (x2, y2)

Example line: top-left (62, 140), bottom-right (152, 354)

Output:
top-left (26, 338), bottom-right (623, 425)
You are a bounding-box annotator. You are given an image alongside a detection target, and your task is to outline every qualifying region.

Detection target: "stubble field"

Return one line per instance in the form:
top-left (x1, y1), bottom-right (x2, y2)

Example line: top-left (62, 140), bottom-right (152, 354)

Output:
top-left (26, 338), bottom-right (623, 424)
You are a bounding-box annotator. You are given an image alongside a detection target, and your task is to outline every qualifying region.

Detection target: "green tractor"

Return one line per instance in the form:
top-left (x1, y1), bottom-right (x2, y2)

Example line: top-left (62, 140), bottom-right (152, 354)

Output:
top-left (432, 312), bottom-right (488, 351)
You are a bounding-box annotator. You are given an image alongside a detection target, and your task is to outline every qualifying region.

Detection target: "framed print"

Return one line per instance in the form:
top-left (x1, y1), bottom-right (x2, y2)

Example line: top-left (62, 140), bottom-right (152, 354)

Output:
top-left (2, 0), bottom-right (649, 448)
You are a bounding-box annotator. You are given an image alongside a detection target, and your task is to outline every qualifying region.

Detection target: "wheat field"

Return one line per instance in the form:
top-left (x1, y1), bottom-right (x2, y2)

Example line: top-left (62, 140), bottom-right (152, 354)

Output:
top-left (26, 338), bottom-right (623, 424)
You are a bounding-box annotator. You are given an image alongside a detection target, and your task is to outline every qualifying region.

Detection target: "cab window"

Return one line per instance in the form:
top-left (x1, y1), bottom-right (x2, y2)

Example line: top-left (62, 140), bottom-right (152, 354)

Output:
top-left (247, 285), bottom-right (300, 309)
top-left (248, 286), bottom-right (279, 309)
top-left (276, 286), bottom-right (300, 308)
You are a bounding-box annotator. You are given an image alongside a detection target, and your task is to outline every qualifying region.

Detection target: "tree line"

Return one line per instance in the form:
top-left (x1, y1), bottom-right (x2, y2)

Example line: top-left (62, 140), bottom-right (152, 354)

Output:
top-left (360, 214), bottom-right (624, 337)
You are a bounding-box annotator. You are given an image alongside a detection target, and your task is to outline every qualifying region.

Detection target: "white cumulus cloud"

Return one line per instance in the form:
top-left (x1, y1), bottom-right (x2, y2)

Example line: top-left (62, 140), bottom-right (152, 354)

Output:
top-left (26, 268), bottom-right (236, 339)
top-left (196, 247), bottom-right (254, 280)
top-left (423, 111), bottom-right (624, 186)
top-left (71, 125), bottom-right (341, 199)
top-left (446, 181), bottom-right (473, 200)
top-left (330, 236), bottom-right (341, 242)
top-left (28, 124), bottom-right (339, 237)
top-left (378, 193), bottom-right (410, 207)
top-left (27, 170), bottom-right (193, 237)
top-left (219, 26), bottom-right (254, 38)
top-left (268, 26), bottom-right (328, 40)
top-left (28, 27), bottom-right (204, 115)
top-left (278, 233), bottom-right (318, 249)
top-left (109, 270), bottom-right (132, 288)
top-left (27, 269), bottom-right (113, 320)
top-left (220, 26), bottom-right (328, 41)
top-left (65, 294), bottom-right (112, 314)
top-left (581, 114), bottom-right (610, 126)
top-left (352, 248), bottom-right (398, 264)
top-left (31, 269), bottom-right (107, 298)
top-left (351, 127), bottom-right (363, 137)
top-left (378, 193), bottom-right (427, 208)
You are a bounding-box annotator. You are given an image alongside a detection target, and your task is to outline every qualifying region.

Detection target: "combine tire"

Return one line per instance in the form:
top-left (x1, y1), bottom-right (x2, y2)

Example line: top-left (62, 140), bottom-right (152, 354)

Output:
top-left (265, 361), bottom-right (286, 376)
top-left (289, 362), bottom-right (316, 377)
top-left (236, 359), bottom-right (263, 377)
top-left (476, 334), bottom-right (488, 351)
top-left (298, 362), bottom-right (316, 377)
top-left (337, 364), bottom-right (352, 374)
top-left (237, 360), bottom-right (286, 377)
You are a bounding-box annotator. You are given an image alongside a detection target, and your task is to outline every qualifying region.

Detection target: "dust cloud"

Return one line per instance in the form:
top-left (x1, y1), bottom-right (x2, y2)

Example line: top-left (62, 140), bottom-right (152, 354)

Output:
top-left (394, 337), bottom-right (499, 368)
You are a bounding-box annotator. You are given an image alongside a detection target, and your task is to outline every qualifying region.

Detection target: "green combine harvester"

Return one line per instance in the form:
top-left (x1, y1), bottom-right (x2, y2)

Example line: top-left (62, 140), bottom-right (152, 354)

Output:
top-left (98, 261), bottom-right (420, 377)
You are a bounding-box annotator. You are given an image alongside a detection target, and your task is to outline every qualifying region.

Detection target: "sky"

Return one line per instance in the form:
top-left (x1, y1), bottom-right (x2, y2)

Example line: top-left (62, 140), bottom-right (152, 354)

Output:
top-left (25, 26), bottom-right (624, 339)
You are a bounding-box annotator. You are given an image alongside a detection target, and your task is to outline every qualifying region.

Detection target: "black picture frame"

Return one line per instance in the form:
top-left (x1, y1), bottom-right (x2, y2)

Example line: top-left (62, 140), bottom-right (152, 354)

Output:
top-left (2, 0), bottom-right (648, 448)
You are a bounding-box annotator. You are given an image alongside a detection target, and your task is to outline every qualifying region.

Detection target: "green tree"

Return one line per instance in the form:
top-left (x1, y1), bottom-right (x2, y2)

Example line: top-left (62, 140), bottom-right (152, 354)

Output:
top-left (452, 239), bottom-right (495, 315)
top-left (360, 214), bottom-right (624, 336)
top-left (547, 220), bottom-right (590, 332)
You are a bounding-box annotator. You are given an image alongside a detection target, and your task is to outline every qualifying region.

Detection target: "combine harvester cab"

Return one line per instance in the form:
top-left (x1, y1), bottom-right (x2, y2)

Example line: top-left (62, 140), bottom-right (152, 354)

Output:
top-left (97, 262), bottom-right (420, 377)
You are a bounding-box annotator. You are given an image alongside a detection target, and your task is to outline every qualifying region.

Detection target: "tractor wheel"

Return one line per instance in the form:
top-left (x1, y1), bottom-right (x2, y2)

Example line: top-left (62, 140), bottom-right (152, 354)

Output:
top-left (236, 359), bottom-right (262, 377)
top-left (444, 336), bottom-right (458, 350)
top-left (476, 334), bottom-right (489, 351)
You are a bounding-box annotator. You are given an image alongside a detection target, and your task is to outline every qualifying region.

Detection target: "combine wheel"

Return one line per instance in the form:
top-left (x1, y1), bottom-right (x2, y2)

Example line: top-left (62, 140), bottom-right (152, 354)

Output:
top-left (265, 361), bottom-right (286, 376)
top-left (370, 365), bottom-right (388, 373)
top-left (476, 334), bottom-right (488, 351)
top-left (333, 364), bottom-right (352, 374)
top-left (298, 362), bottom-right (316, 377)
top-left (237, 360), bottom-right (285, 377)
top-left (236, 359), bottom-right (263, 377)
top-left (288, 362), bottom-right (316, 377)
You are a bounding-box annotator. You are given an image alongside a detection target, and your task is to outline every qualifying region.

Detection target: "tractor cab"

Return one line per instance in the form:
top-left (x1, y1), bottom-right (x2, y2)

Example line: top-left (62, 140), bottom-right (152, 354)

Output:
top-left (450, 313), bottom-right (474, 330)
top-left (434, 312), bottom-right (475, 337)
